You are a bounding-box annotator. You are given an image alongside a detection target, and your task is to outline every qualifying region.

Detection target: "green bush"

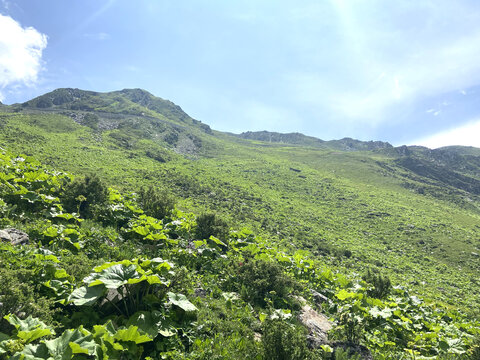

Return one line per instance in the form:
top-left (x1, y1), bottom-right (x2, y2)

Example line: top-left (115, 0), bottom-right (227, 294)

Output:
top-left (262, 319), bottom-right (311, 360)
top-left (237, 259), bottom-right (299, 308)
top-left (62, 174), bottom-right (108, 219)
top-left (138, 185), bottom-right (176, 220)
top-left (362, 268), bottom-right (391, 299)
top-left (0, 267), bottom-right (57, 332)
top-left (195, 213), bottom-right (229, 241)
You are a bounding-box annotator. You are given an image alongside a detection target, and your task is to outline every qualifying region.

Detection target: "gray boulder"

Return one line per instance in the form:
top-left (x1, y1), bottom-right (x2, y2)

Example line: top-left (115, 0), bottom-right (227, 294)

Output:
top-left (0, 228), bottom-right (29, 245)
top-left (297, 299), bottom-right (333, 348)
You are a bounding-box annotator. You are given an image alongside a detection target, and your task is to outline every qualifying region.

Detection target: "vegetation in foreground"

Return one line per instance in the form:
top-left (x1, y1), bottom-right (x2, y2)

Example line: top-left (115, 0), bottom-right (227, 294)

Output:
top-left (0, 149), bottom-right (479, 359)
top-left (0, 88), bottom-right (479, 358)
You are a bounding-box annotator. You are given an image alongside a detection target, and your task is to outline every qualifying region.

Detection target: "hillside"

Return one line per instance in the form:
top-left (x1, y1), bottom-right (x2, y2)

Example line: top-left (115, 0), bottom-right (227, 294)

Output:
top-left (0, 88), bottom-right (479, 358)
top-left (234, 131), bottom-right (392, 152)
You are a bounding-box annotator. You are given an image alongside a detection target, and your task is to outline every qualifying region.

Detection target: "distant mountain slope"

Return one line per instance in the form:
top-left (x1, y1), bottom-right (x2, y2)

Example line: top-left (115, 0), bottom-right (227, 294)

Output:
top-left (236, 130), bottom-right (326, 147)
top-left (235, 130), bottom-right (392, 151)
top-left (13, 88), bottom-right (213, 157)
top-left (1, 87), bottom-right (479, 313)
top-left (377, 145), bottom-right (480, 198)
top-left (21, 88), bottom-right (190, 123)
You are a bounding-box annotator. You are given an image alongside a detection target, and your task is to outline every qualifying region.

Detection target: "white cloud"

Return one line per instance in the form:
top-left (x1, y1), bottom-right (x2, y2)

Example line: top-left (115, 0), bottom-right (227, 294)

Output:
top-left (0, 14), bottom-right (47, 98)
top-left (84, 32), bottom-right (110, 41)
top-left (409, 119), bottom-right (480, 149)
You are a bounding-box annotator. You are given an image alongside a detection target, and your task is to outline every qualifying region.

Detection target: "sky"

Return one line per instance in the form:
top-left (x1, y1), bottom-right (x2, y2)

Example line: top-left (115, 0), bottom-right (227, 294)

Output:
top-left (1, 0), bottom-right (480, 148)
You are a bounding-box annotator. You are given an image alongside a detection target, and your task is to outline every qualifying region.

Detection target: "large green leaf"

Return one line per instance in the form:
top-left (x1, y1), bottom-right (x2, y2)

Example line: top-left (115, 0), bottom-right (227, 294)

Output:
top-left (113, 326), bottom-right (152, 344)
top-left (127, 311), bottom-right (176, 338)
top-left (18, 328), bottom-right (54, 344)
top-left (5, 314), bottom-right (49, 332)
top-left (89, 264), bottom-right (140, 289)
top-left (93, 260), bottom-right (133, 272)
top-left (69, 285), bottom-right (105, 306)
top-left (11, 343), bottom-right (49, 360)
top-left (4, 315), bottom-right (54, 343)
top-left (369, 306), bottom-right (393, 319)
top-left (167, 292), bottom-right (197, 312)
top-left (44, 328), bottom-right (96, 360)
top-left (336, 289), bottom-right (357, 301)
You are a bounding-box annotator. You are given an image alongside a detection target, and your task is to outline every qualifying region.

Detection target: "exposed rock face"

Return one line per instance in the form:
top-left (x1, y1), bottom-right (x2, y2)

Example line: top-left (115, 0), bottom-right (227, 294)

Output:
top-left (298, 303), bottom-right (333, 348)
top-left (297, 297), bottom-right (373, 359)
top-left (0, 228), bottom-right (29, 246)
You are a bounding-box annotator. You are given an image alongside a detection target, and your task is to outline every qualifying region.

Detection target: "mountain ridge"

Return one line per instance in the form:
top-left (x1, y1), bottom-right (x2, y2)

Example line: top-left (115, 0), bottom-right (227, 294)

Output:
top-left (13, 87), bottom-right (480, 154)
top-left (0, 88), bottom-right (479, 316)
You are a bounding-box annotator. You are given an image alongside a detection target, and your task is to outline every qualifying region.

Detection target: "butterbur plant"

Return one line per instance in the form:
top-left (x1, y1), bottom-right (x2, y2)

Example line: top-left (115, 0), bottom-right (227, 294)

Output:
top-left (69, 258), bottom-right (175, 316)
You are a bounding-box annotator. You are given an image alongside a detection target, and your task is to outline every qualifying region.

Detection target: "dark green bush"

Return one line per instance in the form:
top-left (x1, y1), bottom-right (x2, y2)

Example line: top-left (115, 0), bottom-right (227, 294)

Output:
top-left (262, 319), bottom-right (311, 360)
top-left (362, 268), bottom-right (391, 299)
top-left (195, 213), bottom-right (229, 241)
top-left (0, 267), bottom-right (57, 332)
top-left (138, 185), bottom-right (176, 220)
top-left (238, 259), bottom-right (299, 308)
top-left (62, 174), bottom-right (108, 219)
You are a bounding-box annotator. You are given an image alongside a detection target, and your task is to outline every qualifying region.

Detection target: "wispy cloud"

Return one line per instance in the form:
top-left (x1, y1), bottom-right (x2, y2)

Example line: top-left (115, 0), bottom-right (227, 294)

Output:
top-left (124, 65), bottom-right (140, 72)
top-left (409, 119), bottom-right (480, 148)
top-left (1, 0), bottom-right (10, 10)
top-left (83, 32), bottom-right (110, 41)
top-left (284, 1), bottom-right (480, 128)
top-left (0, 14), bottom-right (47, 100)
top-left (75, 0), bottom-right (116, 34)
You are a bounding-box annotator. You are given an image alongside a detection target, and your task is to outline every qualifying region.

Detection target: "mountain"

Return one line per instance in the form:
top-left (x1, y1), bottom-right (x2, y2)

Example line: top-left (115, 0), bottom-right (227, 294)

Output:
top-left (235, 131), bottom-right (393, 151)
top-left (0, 87), bottom-right (479, 358)
top-left (236, 130), bottom-right (325, 147)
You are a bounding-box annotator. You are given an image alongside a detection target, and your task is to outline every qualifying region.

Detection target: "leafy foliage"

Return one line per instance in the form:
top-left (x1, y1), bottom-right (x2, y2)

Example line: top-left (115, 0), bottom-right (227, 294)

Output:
top-left (0, 146), bottom-right (478, 359)
top-left (237, 259), bottom-right (300, 308)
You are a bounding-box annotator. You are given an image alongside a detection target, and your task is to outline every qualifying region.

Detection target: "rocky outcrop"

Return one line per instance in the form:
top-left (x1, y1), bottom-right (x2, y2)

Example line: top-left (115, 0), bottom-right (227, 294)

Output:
top-left (297, 296), bottom-right (373, 359)
top-left (0, 228), bottom-right (29, 246)
top-left (299, 303), bottom-right (332, 348)
top-left (295, 296), bottom-right (333, 348)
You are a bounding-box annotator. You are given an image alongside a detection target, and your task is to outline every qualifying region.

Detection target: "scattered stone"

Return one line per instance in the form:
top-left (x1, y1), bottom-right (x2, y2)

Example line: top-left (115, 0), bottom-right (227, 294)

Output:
top-left (0, 228), bottom-right (29, 246)
top-left (194, 288), bottom-right (207, 298)
top-left (298, 303), bottom-right (332, 348)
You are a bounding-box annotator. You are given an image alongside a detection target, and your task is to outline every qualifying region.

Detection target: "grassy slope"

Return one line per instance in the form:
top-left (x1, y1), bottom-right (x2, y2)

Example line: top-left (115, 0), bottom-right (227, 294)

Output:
top-left (1, 96), bottom-right (479, 314)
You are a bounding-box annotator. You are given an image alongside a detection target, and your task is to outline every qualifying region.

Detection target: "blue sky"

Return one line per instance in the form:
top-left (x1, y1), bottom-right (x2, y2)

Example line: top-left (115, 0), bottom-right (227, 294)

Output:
top-left (1, 0), bottom-right (480, 148)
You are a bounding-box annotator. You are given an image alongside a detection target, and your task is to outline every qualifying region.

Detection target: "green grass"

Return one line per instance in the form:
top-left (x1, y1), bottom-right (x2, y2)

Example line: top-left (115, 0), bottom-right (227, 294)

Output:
top-left (1, 91), bottom-right (479, 316)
